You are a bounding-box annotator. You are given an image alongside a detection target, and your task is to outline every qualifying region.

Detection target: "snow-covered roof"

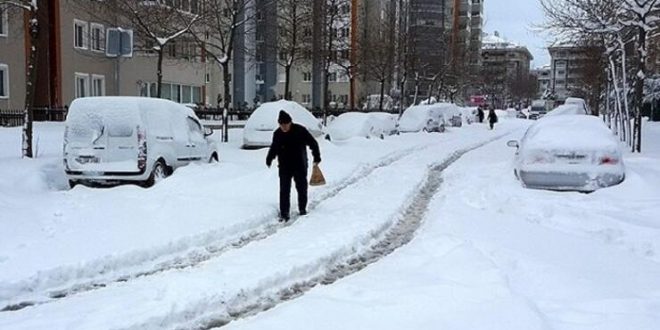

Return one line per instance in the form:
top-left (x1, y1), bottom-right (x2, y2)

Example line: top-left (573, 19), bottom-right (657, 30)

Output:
top-left (482, 33), bottom-right (519, 49)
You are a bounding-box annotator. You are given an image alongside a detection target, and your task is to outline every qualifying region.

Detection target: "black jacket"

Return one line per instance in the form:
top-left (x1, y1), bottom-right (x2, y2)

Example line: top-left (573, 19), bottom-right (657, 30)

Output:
top-left (266, 123), bottom-right (321, 170)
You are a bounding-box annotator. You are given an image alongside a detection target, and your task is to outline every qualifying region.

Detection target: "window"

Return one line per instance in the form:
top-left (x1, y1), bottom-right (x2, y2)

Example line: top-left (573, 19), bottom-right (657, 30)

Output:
top-left (0, 64), bottom-right (8, 98)
top-left (90, 23), bottom-right (104, 52)
top-left (302, 94), bottom-right (311, 103)
top-left (192, 86), bottom-right (201, 103)
top-left (167, 41), bottom-right (177, 58)
top-left (182, 85), bottom-right (192, 103)
top-left (302, 72), bottom-right (311, 82)
top-left (0, 6), bottom-right (8, 37)
top-left (75, 73), bottom-right (89, 98)
top-left (328, 72), bottom-right (337, 82)
top-left (161, 83), bottom-right (172, 100)
top-left (74, 19), bottom-right (88, 49)
top-left (91, 74), bottom-right (105, 96)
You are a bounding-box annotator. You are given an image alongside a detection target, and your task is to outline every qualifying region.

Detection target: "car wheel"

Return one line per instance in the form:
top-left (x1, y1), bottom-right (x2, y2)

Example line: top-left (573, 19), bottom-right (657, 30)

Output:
top-left (422, 127), bottom-right (428, 133)
top-left (68, 180), bottom-right (78, 189)
top-left (144, 160), bottom-right (168, 187)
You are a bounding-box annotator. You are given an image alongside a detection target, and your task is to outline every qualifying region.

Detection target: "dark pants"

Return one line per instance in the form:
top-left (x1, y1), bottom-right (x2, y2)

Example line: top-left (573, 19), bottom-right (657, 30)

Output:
top-left (489, 121), bottom-right (495, 129)
top-left (279, 167), bottom-right (308, 218)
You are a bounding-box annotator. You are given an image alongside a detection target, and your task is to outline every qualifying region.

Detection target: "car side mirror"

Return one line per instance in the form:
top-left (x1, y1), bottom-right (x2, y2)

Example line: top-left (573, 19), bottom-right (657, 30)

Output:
top-left (507, 140), bottom-right (519, 148)
top-left (204, 127), bottom-right (214, 137)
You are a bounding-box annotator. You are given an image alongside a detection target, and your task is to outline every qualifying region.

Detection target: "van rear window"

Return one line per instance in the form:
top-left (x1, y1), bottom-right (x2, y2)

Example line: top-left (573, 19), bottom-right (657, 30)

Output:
top-left (108, 125), bottom-right (134, 137)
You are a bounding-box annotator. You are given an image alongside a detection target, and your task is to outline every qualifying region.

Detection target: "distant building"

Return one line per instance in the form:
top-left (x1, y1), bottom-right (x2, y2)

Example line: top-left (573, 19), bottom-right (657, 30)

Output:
top-left (548, 43), bottom-right (594, 102)
top-left (480, 32), bottom-right (533, 106)
top-left (531, 65), bottom-right (551, 98)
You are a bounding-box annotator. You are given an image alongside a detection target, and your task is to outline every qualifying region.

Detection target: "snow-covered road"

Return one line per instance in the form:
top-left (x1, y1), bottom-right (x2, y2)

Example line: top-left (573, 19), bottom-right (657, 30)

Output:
top-left (2, 120), bottom-right (659, 330)
top-left (0, 120), bottom-right (523, 329)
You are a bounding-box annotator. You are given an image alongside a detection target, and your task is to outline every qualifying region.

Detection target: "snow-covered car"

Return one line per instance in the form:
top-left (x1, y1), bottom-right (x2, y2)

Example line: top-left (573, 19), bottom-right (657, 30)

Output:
top-left (242, 100), bottom-right (323, 149)
top-left (507, 115), bottom-right (625, 192)
top-left (545, 103), bottom-right (589, 117)
top-left (398, 105), bottom-right (446, 133)
top-left (368, 112), bottom-right (399, 135)
top-left (64, 97), bottom-right (219, 188)
top-left (564, 97), bottom-right (591, 115)
top-left (459, 107), bottom-right (477, 124)
top-left (433, 103), bottom-right (463, 127)
top-left (529, 99), bottom-right (549, 119)
top-left (326, 112), bottom-right (386, 141)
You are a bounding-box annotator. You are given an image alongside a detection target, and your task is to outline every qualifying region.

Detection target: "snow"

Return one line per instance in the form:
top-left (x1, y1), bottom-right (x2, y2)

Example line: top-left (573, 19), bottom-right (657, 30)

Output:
top-left (1, 118), bottom-right (659, 329)
top-left (523, 115), bottom-right (620, 151)
top-left (544, 104), bottom-right (586, 117)
top-left (230, 122), bottom-right (660, 330)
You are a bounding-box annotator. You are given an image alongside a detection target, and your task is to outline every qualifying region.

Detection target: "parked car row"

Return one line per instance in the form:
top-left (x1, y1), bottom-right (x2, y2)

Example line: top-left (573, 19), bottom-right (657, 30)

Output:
top-left (62, 98), bottom-right (480, 188)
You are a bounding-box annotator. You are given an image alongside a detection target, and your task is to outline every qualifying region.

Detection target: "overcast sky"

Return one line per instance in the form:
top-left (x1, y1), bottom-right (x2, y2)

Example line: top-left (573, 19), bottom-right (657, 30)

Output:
top-left (483, 0), bottom-right (551, 68)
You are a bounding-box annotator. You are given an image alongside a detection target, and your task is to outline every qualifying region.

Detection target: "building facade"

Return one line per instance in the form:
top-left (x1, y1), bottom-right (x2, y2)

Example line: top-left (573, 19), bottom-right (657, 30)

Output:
top-left (480, 32), bottom-right (533, 107)
top-left (0, 0), bottom-right (220, 110)
top-left (548, 43), bottom-right (589, 102)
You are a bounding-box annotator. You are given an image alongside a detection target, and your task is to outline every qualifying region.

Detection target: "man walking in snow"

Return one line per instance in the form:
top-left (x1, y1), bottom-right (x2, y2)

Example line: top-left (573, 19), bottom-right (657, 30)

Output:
top-left (477, 106), bottom-right (485, 123)
top-left (267, 110), bottom-right (321, 222)
top-left (487, 107), bottom-right (498, 130)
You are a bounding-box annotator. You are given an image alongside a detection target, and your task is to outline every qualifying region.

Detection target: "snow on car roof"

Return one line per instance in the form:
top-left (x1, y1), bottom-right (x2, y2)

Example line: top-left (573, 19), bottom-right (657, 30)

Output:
top-left (544, 104), bottom-right (586, 117)
top-left (245, 100), bottom-right (321, 132)
top-left (524, 115), bottom-right (619, 151)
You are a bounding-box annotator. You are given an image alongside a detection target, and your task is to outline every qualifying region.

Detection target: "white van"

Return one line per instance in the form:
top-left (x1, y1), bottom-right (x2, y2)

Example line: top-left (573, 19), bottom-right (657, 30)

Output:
top-left (63, 97), bottom-right (219, 187)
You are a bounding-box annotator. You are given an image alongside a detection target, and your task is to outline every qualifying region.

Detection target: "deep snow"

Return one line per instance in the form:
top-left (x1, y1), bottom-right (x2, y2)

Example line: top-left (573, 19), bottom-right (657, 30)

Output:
top-left (0, 119), bottom-right (659, 329)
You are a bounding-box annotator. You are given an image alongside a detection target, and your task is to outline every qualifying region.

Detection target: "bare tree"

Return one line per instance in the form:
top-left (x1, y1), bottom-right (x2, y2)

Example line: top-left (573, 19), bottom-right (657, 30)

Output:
top-left (188, 0), bottom-right (257, 142)
top-left (359, 1), bottom-right (396, 111)
top-left (318, 0), bottom-right (351, 116)
top-left (1, 0), bottom-right (38, 158)
top-left (273, 0), bottom-right (312, 100)
top-left (540, 0), bottom-right (660, 152)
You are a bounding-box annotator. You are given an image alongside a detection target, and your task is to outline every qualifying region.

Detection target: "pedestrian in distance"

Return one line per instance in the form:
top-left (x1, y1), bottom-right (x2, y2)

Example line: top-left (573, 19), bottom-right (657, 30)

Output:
top-left (267, 110), bottom-right (322, 222)
top-left (487, 107), bottom-right (498, 130)
top-left (477, 106), bottom-right (485, 123)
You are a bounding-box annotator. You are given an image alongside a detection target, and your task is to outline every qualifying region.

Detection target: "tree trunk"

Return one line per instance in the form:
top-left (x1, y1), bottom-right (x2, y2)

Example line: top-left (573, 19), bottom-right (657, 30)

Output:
top-left (378, 80), bottom-right (385, 111)
top-left (633, 25), bottom-right (646, 153)
top-left (222, 61), bottom-right (231, 143)
top-left (156, 48), bottom-right (164, 98)
top-left (22, 10), bottom-right (39, 158)
top-left (284, 64), bottom-right (292, 100)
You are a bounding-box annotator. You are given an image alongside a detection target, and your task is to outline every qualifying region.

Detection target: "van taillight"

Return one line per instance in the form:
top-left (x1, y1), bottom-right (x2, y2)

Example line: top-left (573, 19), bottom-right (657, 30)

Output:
top-left (599, 156), bottom-right (619, 165)
top-left (137, 125), bottom-right (147, 170)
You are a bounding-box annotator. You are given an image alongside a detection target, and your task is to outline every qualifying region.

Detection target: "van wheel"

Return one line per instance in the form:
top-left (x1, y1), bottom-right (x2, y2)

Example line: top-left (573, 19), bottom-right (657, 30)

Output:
top-left (209, 153), bottom-right (219, 163)
top-left (144, 160), bottom-right (168, 187)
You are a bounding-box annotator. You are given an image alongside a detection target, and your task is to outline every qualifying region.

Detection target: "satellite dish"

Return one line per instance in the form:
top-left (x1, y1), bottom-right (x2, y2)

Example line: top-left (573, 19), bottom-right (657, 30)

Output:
top-left (106, 28), bottom-right (133, 58)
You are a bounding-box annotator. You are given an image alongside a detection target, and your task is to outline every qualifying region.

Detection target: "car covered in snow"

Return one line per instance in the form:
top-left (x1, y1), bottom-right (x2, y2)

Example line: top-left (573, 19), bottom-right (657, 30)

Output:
top-left (545, 103), bottom-right (589, 117)
top-left (64, 97), bottom-right (219, 187)
top-left (507, 115), bottom-right (625, 192)
top-left (325, 112), bottom-right (397, 141)
top-left (564, 97), bottom-right (591, 115)
top-left (398, 104), bottom-right (446, 133)
top-left (433, 103), bottom-right (464, 127)
top-left (242, 100), bottom-right (323, 149)
top-left (367, 112), bottom-right (399, 135)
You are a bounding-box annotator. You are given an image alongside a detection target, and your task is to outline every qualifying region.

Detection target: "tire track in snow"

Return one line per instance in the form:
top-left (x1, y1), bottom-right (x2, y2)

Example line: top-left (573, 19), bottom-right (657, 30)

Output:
top-left (0, 145), bottom-right (428, 313)
top-left (144, 135), bottom-right (508, 330)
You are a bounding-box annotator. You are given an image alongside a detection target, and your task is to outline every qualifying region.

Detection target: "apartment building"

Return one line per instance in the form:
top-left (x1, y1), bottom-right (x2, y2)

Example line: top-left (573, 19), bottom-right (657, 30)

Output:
top-left (480, 32), bottom-right (533, 106)
top-left (0, 5), bottom-right (27, 109)
top-left (0, 0), bottom-right (220, 110)
top-left (548, 42), bottom-right (590, 102)
top-left (531, 65), bottom-right (551, 97)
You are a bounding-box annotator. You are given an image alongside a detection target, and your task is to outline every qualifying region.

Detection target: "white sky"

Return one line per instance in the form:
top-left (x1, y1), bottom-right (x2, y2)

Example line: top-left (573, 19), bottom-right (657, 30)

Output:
top-left (484, 0), bottom-right (551, 68)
